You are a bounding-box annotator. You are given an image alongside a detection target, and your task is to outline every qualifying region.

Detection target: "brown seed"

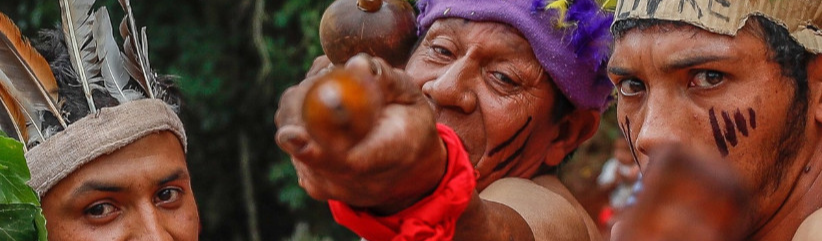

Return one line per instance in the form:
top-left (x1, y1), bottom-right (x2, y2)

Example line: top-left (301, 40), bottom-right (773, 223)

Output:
top-left (302, 69), bottom-right (380, 152)
top-left (319, 0), bottom-right (417, 67)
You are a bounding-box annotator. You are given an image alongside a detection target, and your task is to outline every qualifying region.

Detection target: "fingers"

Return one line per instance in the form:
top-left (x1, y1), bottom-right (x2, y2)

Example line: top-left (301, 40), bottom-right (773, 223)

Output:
top-left (274, 86), bottom-right (303, 127)
top-left (307, 55), bottom-right (334, 78)
top-left (292, 158), bottom-right (332, 201)
top-left (276, 58), bottom-right (332, 128)
top-left (344, 54), bottom-right (422, 105)
top-left (275, 125), bottom-right (322, 162)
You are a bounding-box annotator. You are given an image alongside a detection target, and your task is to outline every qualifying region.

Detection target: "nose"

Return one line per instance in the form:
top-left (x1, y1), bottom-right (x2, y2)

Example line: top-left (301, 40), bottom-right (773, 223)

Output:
top-left (130, 203), bottom-right (173, 241)
top-left (632, 92), bottom-right (688, 160)
top-left (420, 58), bottom-right (478, 114)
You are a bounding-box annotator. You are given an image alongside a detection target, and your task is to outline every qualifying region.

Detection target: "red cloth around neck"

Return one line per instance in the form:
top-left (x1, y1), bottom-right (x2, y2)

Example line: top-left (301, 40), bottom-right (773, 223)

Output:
top-left (328, 124), bottom-right (476, 241)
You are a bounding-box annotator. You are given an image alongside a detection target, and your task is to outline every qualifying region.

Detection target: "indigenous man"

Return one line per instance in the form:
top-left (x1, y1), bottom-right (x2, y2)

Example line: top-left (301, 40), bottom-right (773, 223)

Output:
top-left (607, 0), bottom-right (822, 239)
top-left (0, 1), bottom-right (199, 240)
top-left (276, 0), bottom-right (614, 240)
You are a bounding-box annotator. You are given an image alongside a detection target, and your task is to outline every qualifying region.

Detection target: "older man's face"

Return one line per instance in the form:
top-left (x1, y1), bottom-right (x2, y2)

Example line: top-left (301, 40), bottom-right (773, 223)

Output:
top-left (608, 21), bottom-right (812, 231)
top-left (405, 18), bottom-right (566, 189)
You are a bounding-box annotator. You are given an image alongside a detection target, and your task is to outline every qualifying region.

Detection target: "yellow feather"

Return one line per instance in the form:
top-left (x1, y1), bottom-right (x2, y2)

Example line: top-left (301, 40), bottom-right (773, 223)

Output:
top-left (601, 0), bottom-right (617, 11)
top-left (545, 0), bottom-right (572, 28)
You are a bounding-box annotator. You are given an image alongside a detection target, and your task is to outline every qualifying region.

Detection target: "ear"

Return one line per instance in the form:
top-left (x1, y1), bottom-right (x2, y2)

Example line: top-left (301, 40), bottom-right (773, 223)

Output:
top-left (809, 55), bottom-right (822, 125)
top-left (543, 109), bottom-right (601, 166)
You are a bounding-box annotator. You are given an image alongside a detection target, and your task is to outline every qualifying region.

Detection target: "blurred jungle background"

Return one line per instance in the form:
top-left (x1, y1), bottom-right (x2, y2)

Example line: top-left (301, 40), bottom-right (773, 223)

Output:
top-left (0, 0), bottom-right (619, 240)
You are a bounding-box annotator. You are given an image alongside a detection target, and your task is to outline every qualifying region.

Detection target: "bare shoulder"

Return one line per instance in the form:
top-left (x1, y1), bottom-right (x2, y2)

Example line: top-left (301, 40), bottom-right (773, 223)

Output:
top-left (479, 176), bottom-right (598, 241)
top-left (793, 208), bottom-right (822, 241)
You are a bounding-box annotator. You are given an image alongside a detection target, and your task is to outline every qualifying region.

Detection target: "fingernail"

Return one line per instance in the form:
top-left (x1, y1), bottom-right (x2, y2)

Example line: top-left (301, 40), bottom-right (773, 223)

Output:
top-left (370, 58), bottom-right (382, 77)
top-left (278, 131), bottom-right (308, 153)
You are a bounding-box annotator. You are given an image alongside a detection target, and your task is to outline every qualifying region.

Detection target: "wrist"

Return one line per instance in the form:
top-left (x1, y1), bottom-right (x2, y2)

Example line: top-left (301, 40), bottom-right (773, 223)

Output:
top-left (370, 127), bottom-right (448, 215)
top-left (329, 124), bottom-right (476, 241)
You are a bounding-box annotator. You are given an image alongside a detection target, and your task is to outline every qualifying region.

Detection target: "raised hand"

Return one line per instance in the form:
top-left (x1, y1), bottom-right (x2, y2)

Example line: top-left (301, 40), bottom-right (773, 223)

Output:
top-left (275, 54), bottom-right (447, 213)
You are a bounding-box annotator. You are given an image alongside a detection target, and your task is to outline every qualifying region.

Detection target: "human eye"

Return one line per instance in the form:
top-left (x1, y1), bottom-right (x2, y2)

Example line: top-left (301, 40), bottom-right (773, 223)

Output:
top-left (491, 71), bottom-right (518, 86)
top-left (84, 202), bottom-right (120, 221)
top-left (689, 70), bottom-right (725, 88)
top-left (154, 187), bottom-right (183, 207)
top-left (425, 38), bottom-right (457, 63)
top-left (618, 78), bottom-right (646, 96)
top-left (432, 45), bottom-right (453, 57)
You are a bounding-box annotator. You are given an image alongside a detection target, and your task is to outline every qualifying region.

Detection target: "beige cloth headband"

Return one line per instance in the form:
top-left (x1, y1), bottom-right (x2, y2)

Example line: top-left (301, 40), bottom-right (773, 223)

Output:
top-left (613, 0), bottom-right (822, 54)
top-left (25, 99), bottom-right (187, 197)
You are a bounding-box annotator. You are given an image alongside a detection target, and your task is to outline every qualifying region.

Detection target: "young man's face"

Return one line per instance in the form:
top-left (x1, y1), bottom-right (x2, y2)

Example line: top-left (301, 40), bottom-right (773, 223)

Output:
top-left (41, 131), bottom-right (200, 240)
top-left (608, 21), bottom-right (813, 230)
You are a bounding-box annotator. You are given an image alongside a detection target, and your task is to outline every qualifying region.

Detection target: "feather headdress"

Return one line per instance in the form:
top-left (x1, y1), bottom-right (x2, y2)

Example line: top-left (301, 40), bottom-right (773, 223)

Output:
top-left (0, 0), bottom-right (178, 151)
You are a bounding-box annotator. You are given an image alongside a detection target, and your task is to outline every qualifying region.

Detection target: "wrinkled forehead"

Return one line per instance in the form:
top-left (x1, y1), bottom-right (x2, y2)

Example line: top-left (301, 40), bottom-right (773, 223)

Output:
top-left (613, 0), bottom-right (822, 54)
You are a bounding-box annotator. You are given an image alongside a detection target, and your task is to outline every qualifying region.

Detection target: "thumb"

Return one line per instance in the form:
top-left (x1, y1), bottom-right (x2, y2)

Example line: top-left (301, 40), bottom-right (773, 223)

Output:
top-left (345, 53), bottom-right (421, 105)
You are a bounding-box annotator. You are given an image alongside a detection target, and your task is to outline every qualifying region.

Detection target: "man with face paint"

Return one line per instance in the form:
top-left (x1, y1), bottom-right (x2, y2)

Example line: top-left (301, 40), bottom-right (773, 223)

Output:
top-left (276, 0), bottom-right (614, 240)
top-left (607, 0), bottom-right (822, 239)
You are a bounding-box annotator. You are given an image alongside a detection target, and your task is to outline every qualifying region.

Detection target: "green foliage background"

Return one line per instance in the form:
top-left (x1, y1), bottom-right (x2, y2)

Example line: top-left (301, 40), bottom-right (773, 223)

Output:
top-left (0, 134), bottom-right (47, 241)
top-left (0, 0), bottom-right (356, 240)
top-left (0, 0), bottom-right (618, 240)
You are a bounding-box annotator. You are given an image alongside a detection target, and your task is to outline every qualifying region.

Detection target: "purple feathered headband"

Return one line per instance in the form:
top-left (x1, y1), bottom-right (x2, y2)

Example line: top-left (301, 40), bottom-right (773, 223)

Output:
top-left (417, 0), bottom-right (615, 111)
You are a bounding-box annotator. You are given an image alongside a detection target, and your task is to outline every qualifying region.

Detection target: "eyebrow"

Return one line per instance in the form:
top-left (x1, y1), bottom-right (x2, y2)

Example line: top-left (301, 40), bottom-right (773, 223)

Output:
top-left (662, 55), bottom-right (732, 72)
top-left (157, 169), bottom-right (188, 186)
top-left (72, 182), bottom-right (124, 198)
top-left (608, 66), bottom-right (633, 76)
top-left (70, 169), bottom-right (188, 198)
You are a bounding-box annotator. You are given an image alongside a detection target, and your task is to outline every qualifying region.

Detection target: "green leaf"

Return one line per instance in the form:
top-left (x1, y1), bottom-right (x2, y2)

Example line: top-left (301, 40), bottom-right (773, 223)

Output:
top-left (0, 136), bottom-right (47, 240)
top-left (0, 136), bottom-right (37, 204)
top-left (0, 204), bottom-right (39, 241)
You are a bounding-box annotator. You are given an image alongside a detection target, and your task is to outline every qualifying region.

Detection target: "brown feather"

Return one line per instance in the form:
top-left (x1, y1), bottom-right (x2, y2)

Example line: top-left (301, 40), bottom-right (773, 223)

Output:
top-left (118, 0), bottom-right (154, 98)
top-left (0, 86), bottom-right (27, 143)
top-left (0, 13), bottom-right (66, 128)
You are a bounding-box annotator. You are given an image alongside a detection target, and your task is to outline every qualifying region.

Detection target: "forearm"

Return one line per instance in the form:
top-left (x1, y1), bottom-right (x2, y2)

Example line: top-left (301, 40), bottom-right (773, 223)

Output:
top-left (454, 191), bottom-right (535, 241)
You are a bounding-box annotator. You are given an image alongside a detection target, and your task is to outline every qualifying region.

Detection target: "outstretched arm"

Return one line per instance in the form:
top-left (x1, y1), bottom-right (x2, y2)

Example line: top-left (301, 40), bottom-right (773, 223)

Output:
top-left (276, 55), bottom-right (591, 241)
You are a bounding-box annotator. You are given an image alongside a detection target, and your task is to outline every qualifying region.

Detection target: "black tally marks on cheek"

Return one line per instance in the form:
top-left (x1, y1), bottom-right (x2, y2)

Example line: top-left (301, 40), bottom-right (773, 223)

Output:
top-left (709, 107), bottom-right (757, 157)
top-left (709, 108), bottom-right (730, 157)
top-left (619, 116), bottom-right (641, 169)
top-left (487, 116), bottom-right (533, 172)
top-left (487, 117), bottom-right (532, 157)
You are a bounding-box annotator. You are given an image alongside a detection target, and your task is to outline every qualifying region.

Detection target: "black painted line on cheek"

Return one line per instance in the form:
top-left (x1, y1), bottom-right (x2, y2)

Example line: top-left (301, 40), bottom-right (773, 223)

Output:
top-left (624, 117), bottom-right (641, 169)
top-left (748, 108), bottom-right (757, 129)
top-left (487, 117), bottom-right (532, 157)
top-left (721, 111), bottom-right (738, 147)
top-left (492, 136), bottom-right (529, 172)
top-left (710, 108), bottom-right (730, 157)
top-left (734, 109), bottom-right (749, 137)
